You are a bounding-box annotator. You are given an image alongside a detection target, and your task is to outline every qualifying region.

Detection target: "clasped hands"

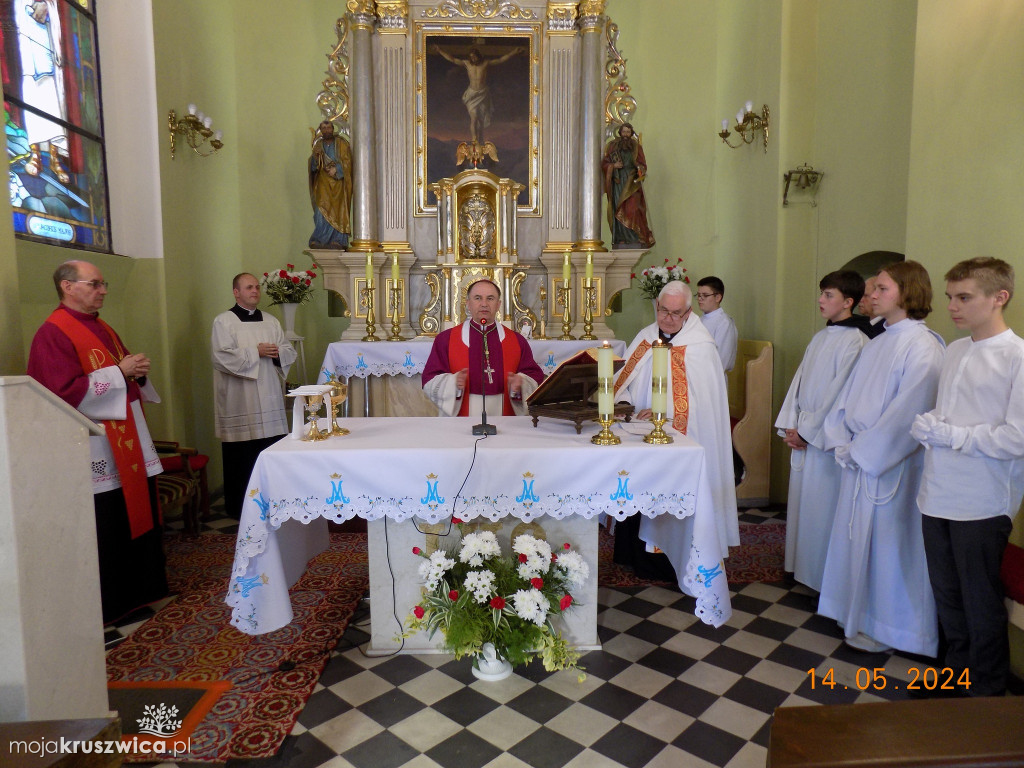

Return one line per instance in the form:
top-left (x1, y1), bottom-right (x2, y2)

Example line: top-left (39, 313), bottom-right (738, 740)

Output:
top-left (911, 412), bottom-right (968, 450)
top-left (118, 352), bottom-right (150, 380)
top-left (454, 369), bottom-right (525, 399)
top-left (258, 342), bottom-right (281, 359)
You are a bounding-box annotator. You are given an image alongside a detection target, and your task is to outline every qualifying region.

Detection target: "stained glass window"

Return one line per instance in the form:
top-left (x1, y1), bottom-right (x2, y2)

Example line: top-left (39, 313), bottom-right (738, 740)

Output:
top-left (2, 0), bottom-right (111, 252)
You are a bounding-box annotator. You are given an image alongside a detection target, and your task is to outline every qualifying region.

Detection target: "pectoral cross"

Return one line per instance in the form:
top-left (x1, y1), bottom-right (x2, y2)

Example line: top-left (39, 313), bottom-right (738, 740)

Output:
top-left (482, 336), bottom-right (495, 384)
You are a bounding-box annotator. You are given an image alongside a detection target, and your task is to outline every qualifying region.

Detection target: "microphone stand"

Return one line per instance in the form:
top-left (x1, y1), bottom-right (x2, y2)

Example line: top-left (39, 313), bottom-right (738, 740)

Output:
top-left (472, 321), bottom-right (498, 436)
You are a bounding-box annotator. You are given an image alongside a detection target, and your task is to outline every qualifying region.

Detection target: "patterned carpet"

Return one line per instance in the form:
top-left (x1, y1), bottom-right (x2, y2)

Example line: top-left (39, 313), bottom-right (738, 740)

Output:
top-left (105, 532), bottom-right (368, 763)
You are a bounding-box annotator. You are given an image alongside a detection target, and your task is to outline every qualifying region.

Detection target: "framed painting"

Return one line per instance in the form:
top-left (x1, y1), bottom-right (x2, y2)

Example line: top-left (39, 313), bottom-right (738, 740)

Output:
top-left (415, 27), bottom-right (540, 217)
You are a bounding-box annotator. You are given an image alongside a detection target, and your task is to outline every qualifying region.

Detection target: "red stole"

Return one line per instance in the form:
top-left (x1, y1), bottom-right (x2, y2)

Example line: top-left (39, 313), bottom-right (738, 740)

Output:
top-left (46, 310), bottom-right (154, 538)
top-left (449, 326), bottom-right (521, 416)
top-left (614, 340), bottom-right (690, 433)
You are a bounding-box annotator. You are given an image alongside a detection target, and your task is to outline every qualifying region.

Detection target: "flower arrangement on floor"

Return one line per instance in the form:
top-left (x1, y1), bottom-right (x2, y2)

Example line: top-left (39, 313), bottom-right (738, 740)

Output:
top-left (404, 526), bottom-right (589, 679)
top-left (632, 257), bottom-right (689, 301)
top-left (261, 263), bottom-right (318, 305)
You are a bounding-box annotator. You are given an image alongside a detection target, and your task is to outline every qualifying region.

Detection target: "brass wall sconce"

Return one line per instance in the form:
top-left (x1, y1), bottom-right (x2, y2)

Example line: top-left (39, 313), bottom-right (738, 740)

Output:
top-left (783, 163), bottom-right (824, 206)
top-left (168, 104), bottom-right (224, 159)
top-left (718, 102), bottom-right (770, 152)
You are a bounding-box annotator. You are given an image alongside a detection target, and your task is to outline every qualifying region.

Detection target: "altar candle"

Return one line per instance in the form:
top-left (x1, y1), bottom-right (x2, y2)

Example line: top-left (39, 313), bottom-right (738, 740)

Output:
top-left (597, 342), bottom-right (613, 417)
top-left (563, 251), bottom-right (571, 284)
top-left (651, 343), bottom-right (668, 414)
top-left (585, 251), bottom-right (594, 284)
top-left (391, 251), bottom-right (400, 283)
top-left (365, 253), bottom-right (373, 285)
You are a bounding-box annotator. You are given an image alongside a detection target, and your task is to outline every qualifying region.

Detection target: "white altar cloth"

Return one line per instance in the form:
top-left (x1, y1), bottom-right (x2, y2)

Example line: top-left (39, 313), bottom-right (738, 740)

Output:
top-left (319, 338), bottom-right (628, 380)
top-left (226, 416), bottom-right (732, 641)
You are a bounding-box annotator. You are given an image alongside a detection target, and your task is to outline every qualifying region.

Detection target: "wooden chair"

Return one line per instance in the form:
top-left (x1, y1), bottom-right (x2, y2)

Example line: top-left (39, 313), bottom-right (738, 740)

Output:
top-left (153, 441), bottom-right (202, 536)
top-left (727, 340), bottom-right (773, 507)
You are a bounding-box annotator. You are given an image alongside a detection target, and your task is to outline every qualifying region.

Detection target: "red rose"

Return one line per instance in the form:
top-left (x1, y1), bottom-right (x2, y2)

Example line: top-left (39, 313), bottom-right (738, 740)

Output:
top-left (630, 273), bottom-right (636, 279)
top-left (563, 542), bottom-right (570, 550)
top-left (518, 553), bottom-right (528, 563)
top-left (452, 516), bottom-right (463, 524)
top-left (664, 258), bottom-right (669, 263)
top-left (263, 272), bottom-right (269, 277)
top-left (531, 577), bottom-right (543, 589)
top-left (306, 270), bottom-right (315, 276)
top-left (489, 596), bottom-right (506, 610)
top-left (550, 553), bottom-right (557, 562)
top-left (560, 594), bottom-right (573, 611)
top-left (413, 605), bottom-right (425, 619)
top-left (279, 270), bottom-right (288, 278)
top-left (304, 279), bottom-right (311, 286)
top-left (448, 590), bottom-right (459, 600)
top-left (412, 546), bottom-right (421, 555)
top-left (292, 276), bottom-right (300, 284)
top-left (287, 263), bottom-right (294, 270)
top-left (312, 263), bottom-right (319, 269)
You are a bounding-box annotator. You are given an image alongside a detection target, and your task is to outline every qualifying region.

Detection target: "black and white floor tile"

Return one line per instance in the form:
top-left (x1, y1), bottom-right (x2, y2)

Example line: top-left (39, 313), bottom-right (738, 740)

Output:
top-left (125, 503), bottom-right (1019, 768)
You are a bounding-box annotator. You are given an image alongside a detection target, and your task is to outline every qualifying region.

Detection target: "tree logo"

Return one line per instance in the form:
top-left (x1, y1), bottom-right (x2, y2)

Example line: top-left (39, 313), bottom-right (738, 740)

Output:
top-left (137, 704), bottom-right (183, 737)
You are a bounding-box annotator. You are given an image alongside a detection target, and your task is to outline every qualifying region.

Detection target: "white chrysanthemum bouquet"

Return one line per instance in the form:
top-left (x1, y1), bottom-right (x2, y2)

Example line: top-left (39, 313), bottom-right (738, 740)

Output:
top-left (404, 522), bottom-right (589, 677)
top-left (632, 257), bottom-right (689, 301)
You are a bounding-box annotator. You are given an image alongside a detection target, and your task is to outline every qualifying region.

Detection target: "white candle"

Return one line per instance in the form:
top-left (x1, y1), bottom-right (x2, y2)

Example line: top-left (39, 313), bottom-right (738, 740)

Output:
top-left (585, 251), bottom-right (594, 283)
top-left (365, 253), bottom-right (373, 285)
top-left (597, 341), bottom-right (613, 378)
top-left (391, 251), bottom-right (400, 283)
top-left (651, 343), bottom-right (668, 414)
top-left (562, 251), bottom-right (571, 283)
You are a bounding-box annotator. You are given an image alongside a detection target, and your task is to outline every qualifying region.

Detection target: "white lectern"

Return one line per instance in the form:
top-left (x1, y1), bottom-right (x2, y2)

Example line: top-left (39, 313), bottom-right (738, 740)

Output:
top-left (0, 376), bottom-right (108, 720)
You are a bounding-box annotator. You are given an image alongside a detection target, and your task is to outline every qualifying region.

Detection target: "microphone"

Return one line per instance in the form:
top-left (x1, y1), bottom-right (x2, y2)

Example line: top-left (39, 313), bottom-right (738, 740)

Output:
top-left (472, 319), bottom-right (497, 436)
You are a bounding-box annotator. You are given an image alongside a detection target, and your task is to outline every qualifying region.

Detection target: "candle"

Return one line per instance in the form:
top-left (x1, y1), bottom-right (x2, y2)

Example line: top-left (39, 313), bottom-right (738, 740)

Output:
top-left (563, 251), bottom-right (571, 284)
top-left (585, 251), bottom-right (593, 284)
top-left (391, 251), bottom-right (400, 283)
top-left (598, 380), bottom-right (613, 418)
top-left (597, 341), bottom-right (613, 378)
top-left (651, 343), bottom-right (668, 415)
top-left (365, 253), bottom-right (373, 285)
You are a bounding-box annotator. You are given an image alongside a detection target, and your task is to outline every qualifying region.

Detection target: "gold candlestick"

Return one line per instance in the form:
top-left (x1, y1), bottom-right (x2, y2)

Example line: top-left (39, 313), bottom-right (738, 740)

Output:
top-left (643, 412), bottom-right (673, 444)
top-left (361, 285), bottom-right (380, 342)
top-left (591, 415), bottom-right (621, 445)
top-left (327, 380), bottom-right (349, 436)
top-left (580, 282), bottom-right (597, 340)
top-left (388, 284), bottom-right (405, 341)
top-left (534, 286), bottom-right (549, 339)
top-left (557, 284), bottom-right (574, 340)
top-left (304, 395), bottom-right (328, 441)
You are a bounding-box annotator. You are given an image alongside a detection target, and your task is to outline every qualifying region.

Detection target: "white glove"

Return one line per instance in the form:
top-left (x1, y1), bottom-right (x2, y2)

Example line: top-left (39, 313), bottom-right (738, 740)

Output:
top-left (910, 413), bottom-right (936, 445)
top-left (834, 443), bottom-right (858, 470)
top-left (927, 420), bottom-right (970, 450)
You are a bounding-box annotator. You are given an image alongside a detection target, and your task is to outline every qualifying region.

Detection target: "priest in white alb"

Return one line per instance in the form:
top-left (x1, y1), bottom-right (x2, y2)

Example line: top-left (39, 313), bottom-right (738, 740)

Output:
top-left (614, 280), bottom-right (740, 577)
top-left (212, 272), bottom-right (297, 518)
top-left (422, 278), bottom-right (544, 417)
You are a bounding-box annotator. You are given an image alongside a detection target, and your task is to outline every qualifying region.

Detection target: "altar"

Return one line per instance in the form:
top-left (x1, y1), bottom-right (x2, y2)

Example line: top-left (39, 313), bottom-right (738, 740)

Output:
top-left (225, 416), bottom-right (732, 653)
top-left (319, 338), bottom-right (627, 416)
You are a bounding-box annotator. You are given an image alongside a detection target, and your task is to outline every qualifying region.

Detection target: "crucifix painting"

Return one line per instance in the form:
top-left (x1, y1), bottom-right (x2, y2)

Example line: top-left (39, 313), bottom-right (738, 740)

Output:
top-left (424, 34), bottom-right (531, 207)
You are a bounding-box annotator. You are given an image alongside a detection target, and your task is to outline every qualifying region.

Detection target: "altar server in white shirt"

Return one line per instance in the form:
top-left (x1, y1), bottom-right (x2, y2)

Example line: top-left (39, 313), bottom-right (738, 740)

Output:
top-left (615, 280), bottom-right (740, 558)
top-left (913, 257), bottom-right (1024, 697)
top-left (776, 270), bottom-right (871, 592)
top-left (212, 273), bottom-right (297, 518)
top-left (818, 261), bottom-right (944, 656)
top-left (696, 276), bottom-right (738, 373)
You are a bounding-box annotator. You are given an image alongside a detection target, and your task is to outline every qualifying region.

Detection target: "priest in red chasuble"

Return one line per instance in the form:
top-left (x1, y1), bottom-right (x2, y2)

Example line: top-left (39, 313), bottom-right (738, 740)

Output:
top-left (614, 280), bottom-right (740, 565)
top-left (27, 260), bottom-right (168, 624)
top-left (422, 279), bottom-right (544, 417)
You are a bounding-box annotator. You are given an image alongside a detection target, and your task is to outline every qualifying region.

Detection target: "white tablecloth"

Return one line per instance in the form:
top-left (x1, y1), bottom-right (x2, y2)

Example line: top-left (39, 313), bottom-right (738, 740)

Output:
top-left (319, 338), bottom-right (628, 380)
top-left (226, 416), bottom-right (732, 637)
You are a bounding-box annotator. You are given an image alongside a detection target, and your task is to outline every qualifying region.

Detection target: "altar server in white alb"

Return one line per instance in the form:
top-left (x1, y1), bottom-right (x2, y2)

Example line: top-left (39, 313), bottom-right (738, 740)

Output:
top-left (695, 275), bottom-right (738, 373)
top-left (776, 270), bottom-right (872, 592)
top-left (212, 273), bottom-right (297, 518)
top-left (819, 261), bottom-right (944, 655)
top-left (913, 257), bottom-right (1024, 697)
top-left (615, 280), bottom-right (740, 557)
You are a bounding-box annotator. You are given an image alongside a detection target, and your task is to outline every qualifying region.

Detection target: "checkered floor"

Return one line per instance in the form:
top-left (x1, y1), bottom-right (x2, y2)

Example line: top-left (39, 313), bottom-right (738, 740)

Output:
top-left (120, 505), bottom-right (1019, 768)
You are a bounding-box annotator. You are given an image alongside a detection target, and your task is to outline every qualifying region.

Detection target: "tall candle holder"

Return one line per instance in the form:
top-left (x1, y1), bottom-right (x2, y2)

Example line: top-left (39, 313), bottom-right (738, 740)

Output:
top-left (361, 284), bottom-right (380, 342)
top-left (591, 380), bottom-right (620, 445)
top-left (580, 282), bottom-right (597, 340)
top-left (644, 338), bottom-right (673, 444)
top-left (533, 286), bottom-right (549, 339)
top-left (387, 282), bottom-right (405, 341)
top-left (557, 283), bottom-right (575, 340)
top-left (643, 411), bottom-right (673, 444)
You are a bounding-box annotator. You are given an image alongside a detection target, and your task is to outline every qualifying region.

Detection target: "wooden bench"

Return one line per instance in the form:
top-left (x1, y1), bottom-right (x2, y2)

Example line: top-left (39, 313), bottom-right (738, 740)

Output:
top-left (768, 697), bottom-right (1024, 767)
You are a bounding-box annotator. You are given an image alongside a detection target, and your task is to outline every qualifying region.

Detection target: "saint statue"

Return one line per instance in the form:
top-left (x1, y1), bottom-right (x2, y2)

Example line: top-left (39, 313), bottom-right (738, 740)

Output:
top-left (308, 120), bottom-right (352, 250)
top-left (602, 122), bottom-right (655, 249)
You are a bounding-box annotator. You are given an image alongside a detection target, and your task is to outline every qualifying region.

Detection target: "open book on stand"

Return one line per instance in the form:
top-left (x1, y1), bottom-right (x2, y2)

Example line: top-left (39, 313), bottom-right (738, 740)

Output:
top-left (526, 347), bottom-right (634, 433)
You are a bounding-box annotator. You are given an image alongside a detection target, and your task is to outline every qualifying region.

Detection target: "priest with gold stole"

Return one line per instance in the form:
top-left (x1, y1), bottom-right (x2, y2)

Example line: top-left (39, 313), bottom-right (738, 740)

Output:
top-left (614, 280), bottom-right (740, 580)
top-left (422, 279), bottom-right (544, 417)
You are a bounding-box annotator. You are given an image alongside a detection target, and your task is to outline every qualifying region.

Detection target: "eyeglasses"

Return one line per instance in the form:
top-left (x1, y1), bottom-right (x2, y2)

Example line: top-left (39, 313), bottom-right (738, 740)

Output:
top-left (657, 307), bottom-right (689, 319)
top-left (695, 292), bottom-right (718, 300)
top-left (69, 280), bottom-right (109, 289)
